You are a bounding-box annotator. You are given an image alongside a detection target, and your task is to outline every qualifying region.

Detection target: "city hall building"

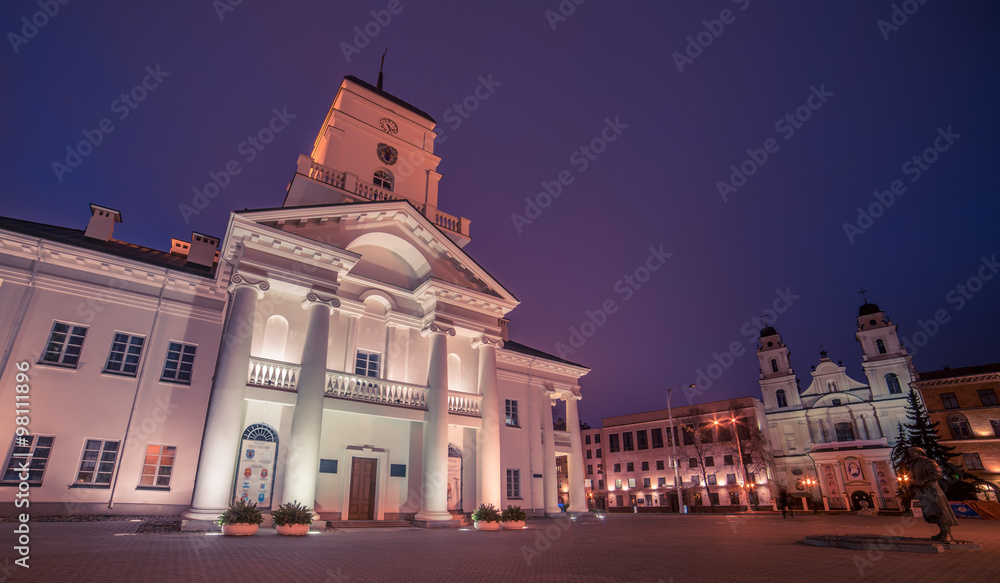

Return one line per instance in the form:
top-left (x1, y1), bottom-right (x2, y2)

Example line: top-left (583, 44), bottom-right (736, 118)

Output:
top-left (0, 76), bottom-right (589, 527)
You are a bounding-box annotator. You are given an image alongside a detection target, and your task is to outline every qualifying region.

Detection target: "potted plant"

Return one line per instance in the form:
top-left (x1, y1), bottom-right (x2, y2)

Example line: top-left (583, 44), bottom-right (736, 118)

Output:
top-left (218, 499), bottom-right (263, 535)
top-left (501, 505), bottom-right (527, 529)
top-left (471, 502), bottom-right (501, 530)
top-left (271, 500), bottom-right (314, 535)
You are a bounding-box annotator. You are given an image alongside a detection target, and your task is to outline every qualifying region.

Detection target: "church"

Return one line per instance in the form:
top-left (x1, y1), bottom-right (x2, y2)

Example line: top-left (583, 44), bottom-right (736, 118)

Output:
top-left (756, 300), bottom-right (914, 511)
top-left (0, 75), bottom-right (589, 527)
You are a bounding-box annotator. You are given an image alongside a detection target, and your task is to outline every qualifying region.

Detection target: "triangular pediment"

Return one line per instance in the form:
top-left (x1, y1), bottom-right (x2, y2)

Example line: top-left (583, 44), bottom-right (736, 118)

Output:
top-left (235, 201), bottom-right (517, 304)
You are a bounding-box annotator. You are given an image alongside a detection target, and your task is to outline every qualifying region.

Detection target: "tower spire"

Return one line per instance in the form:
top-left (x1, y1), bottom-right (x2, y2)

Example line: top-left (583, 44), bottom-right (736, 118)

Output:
top-left (377, 48), bottom-right (387, 91)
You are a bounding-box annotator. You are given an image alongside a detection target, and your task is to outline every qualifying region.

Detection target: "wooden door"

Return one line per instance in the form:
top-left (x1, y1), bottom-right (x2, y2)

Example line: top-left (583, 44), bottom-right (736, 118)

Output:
top-left (348, 457), bottom-right (377, 520)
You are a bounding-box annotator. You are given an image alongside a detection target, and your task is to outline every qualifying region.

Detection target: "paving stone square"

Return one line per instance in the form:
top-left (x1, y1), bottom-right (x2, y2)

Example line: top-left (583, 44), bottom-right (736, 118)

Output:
top-left (2, 513), bottom-right (997, 582)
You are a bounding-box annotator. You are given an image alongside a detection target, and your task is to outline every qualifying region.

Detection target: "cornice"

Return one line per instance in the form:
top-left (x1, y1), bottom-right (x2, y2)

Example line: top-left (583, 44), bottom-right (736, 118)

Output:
top-left (914, 373), bottom-right (1000, 387)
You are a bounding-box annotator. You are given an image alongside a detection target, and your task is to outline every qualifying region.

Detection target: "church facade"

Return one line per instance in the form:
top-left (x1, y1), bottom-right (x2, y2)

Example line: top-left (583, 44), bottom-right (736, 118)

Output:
top-left (756, 302), bottom-right (914, 511)
top-left (0, 76), bottom-right (588, 526)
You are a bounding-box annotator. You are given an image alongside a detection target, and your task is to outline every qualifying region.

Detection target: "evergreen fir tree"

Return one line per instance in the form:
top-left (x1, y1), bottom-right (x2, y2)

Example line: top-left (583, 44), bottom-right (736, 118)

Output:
top-left (890, 421), bottom-right (911, 474)
top-left (902, 388), bottom-right (955, 466)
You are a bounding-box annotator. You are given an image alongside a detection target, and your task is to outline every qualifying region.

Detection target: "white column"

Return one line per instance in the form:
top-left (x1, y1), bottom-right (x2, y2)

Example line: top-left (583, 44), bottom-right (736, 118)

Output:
top-left (565, 393), bottom-right (588, 512)
top-left (184, 276), bottom-right (266, 521)
top-left (473, 336), bottom-right (502, 508)
top-left (281, 292), bottom-right (335, 510)
top-left (539, 390), bottom-right (559, 514)
top-left (342, 314), bottom-right (359, 373)
top-left (415, 323), bottom-right (454, 522)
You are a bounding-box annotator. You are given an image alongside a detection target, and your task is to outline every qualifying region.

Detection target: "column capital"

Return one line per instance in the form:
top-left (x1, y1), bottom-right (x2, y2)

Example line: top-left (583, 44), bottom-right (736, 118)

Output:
top-left (302, 291), bottom-right (340, 312)
top-left (560, 391), bottom-right (582, 402)
top-left (471, 335), bottom-right (504, 349)
top-left (228, 272), bottom-right (269, 298)
top-left (421, 322), bottom-right (456, 337)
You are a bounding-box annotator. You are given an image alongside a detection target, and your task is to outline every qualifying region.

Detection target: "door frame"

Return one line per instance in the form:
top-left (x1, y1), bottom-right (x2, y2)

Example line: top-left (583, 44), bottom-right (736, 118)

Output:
top-left (340, 445), bottom-right (388, 521)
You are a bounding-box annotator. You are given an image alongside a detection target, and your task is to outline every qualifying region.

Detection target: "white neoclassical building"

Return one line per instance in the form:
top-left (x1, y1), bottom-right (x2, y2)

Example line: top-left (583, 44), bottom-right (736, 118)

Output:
top-left (0, 76), bottom-right (589, 527)
top-left (756, 301), bottom-right (915, 511)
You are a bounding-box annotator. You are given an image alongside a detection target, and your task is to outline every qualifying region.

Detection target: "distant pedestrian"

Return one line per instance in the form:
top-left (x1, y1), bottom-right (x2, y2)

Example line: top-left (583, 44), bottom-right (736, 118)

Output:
top-left (778, 489), bottom-right (794, 519)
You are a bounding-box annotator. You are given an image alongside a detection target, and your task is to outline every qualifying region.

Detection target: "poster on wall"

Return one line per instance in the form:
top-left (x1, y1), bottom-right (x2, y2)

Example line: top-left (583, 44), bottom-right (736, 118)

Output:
top-left (234, 440), bottom-right (277, 507)
top-left (447, 455), bottom-right (462, 511)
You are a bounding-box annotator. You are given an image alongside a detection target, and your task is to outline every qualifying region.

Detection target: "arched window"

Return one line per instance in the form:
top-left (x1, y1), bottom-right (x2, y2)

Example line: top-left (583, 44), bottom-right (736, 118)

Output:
top-left (775, 389), bottom-right (787, 408)
top-left (373, 170), bottom-right (393, 191)
top-left (876, 339), bottom-right (887, 354)
top-left (947, 414), bottom-right (973, 440)
top-left (770, 359), bottom-right (779, 373)
top-left (261, 315), bottom-right (288, 361)
top-left (448, 354), bottom-right (461, 391)
top-left (885, 373), bottom-right (902, 394)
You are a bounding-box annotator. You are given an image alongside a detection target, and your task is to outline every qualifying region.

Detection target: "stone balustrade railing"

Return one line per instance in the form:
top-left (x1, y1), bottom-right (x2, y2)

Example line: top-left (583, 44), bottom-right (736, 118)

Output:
top-left (247, 357), bottom-right (299, 390)
top-left (447, 391), bottom-right (482, 416)
top-left (325, 371), bottom-right (429, 410)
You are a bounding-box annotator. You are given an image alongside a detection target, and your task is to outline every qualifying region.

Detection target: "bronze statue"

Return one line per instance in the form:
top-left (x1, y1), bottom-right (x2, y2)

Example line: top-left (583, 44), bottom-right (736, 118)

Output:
top-left (908, 446), bottom-right (958, 542)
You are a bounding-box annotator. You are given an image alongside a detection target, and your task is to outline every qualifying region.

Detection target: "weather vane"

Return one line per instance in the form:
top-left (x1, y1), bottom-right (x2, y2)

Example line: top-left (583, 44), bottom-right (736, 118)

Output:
top-left (857, 288), bottom-right (869, 303)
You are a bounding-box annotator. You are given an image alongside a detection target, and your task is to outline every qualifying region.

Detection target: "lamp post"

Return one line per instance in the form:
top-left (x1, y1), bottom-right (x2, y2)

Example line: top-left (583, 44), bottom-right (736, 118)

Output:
top-left (666, 384), bottom-right (694, 514)
top-left (714, 416), bottom-right (752, 512)
top-left (803, 477), bottom-right (818, 512)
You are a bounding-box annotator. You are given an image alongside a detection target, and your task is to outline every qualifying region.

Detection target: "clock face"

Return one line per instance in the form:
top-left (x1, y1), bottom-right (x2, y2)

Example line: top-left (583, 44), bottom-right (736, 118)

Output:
top-left (379, 118), bottom-right (398, 134)
top-left (377, 143), bottom-right (398, 165)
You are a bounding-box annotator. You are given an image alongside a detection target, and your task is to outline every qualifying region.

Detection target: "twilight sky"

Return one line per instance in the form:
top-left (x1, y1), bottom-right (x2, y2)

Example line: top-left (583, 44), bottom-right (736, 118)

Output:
top-left (3, 1), bottom-right (999, 425)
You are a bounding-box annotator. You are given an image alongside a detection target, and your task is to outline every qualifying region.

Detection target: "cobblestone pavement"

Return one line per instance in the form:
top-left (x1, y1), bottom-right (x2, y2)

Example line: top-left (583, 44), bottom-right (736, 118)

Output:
top-left (1, 513), bottom-right (997, 582)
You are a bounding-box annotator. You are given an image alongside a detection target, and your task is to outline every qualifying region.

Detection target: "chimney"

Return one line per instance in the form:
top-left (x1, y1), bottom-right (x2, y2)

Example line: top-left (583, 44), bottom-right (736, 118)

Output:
top-left (498, 317), bottom-right (510, 342)
top-left (186, 232), bottom-right (219, 268)
top-left (84, 204), bottom-right (122, 242)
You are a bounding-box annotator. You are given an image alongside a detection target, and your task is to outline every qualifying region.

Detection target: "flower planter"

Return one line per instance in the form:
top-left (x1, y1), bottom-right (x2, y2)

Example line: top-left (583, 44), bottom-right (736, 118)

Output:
top-left (501, 520), bottom-right (525, 530)
top-left (221, 523), bottom-right (259, 536)
top-left (276, 523), bottom-right (310, 536)
top-left (474, 521), bottom-right (500, 531)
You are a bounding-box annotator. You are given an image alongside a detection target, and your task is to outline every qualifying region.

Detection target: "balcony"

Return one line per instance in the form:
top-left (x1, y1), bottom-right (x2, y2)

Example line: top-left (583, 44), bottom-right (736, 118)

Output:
top-left (246, 356), bottom-right (481, 417)
top-left (300, 157), bottom-right (470, 240)
top-left (553, 430), bottom-right (572, 448)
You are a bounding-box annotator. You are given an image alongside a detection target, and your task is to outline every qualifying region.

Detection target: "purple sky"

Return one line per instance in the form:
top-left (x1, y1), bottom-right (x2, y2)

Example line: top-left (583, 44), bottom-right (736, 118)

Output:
top-left (3, 1), bottom-right (999, 425)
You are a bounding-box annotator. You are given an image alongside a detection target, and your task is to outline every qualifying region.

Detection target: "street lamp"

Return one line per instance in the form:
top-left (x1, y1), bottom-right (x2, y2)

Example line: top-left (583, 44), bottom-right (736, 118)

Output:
top-left (714, 416), bottom-right (752, 512)
top-left (666, 384), bottom-right (694, 514)
top-left (803, 477), bottom-right (819, 512)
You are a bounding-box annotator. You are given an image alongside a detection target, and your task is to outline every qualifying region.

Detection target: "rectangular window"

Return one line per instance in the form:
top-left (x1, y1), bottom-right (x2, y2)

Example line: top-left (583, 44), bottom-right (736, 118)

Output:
top-left (355, 350), bottom-right (381, 378)
top-left (506, 469), bottom-right (521, 498)
top-left (622, 432), bottom-right (634, 451)
top-left (656, 460), bottom-right (665, 470)
top-left (689, 457), bottom-right (698, 468)
top-left (786, 435), bottom-right (797, 451)
top-left (615, 479), bottom-right (622, 489)
top-left (596, 448), bottom-right (602, 458)
top-left (723, 454), bottom-right (734, 466)
top-left (75, 439), bottom-right (120, 485)
top-left (597, 464), bottom-right (603, 474)
top-left (644, 494), bottom-right (653, 506)
top-left (963, 453), bottom-right (985, 470)
top-left (941, 392), bottom-right (959, 410)
top-left (41, 321), bottom-right (88, 367)
top-left (704, 456), bottom-right (714, 467)
top-left (587, 464), bottom-right (593, 475)
top-left (991, 420), bottom-right (1000, 438)
top-left (594, 434), bottom-right (601, 444)
top-left (584, 478), bottom-right (592, 488)
top-left (651, 427), bottom-right (663, 449)
top-left (505, 399), bottom-right (519, 427)
top-left (717, 423), bottom-right (732, 442)
top-left (726, 473), bottom-right (736, 485)
top-left (641, 461), bottom-right (649, 471)
top-left (700, 423), bottom-right (715, 443)
top-left (742, 453), bottom-right (752, 466)
top-left (104, 332), bottom-right (145, 377)
top-left (628, 478), bottom-right (636, 488)
top-left (683, 425), bottom-right (695, 445)
top-left (693, 492), bottom-right (703, 506)
top-left (643, 477), bottom-right (651, 488)
top-left (598, 479), bottom-right (604, 490)
top-left (585, 435), bottom-right (591, 445)
top-left (139, 444), bottom-right (176, 488)
top-left (609, 434), bottom-right (620, 453)
top-left (636, 430), bottom-right (648, 450)
top-left (709, 492), bottom-right (720, 506)
top-left (2, 435), bottom-right (54, 484)
top-left (835, 422), bottom-right (855, 442)
top-left (613, 463), bottom-right (621, 473)
top-left (707, 474), bottom-right (717, 486)
top-left (658, 477), bottom-right (666, 487)
top-left (665, 426), bottom-right (677, 447)
top-left (586, 450), bottom-right (592, 459)
top-left (690, 475), bottom-right (700, 485)
top-left (978, 389), bottom-right (999, 407)
top-left (626, 462), bottom-right (634, 472)
top-left (161, 342), bottom-right (196, 384)
top-left (616, 495), bottom-right (623, 506)
top-left (729, 492), bottom-right (740, 505)
top-left (736, 421), bottom-right (750, 441)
